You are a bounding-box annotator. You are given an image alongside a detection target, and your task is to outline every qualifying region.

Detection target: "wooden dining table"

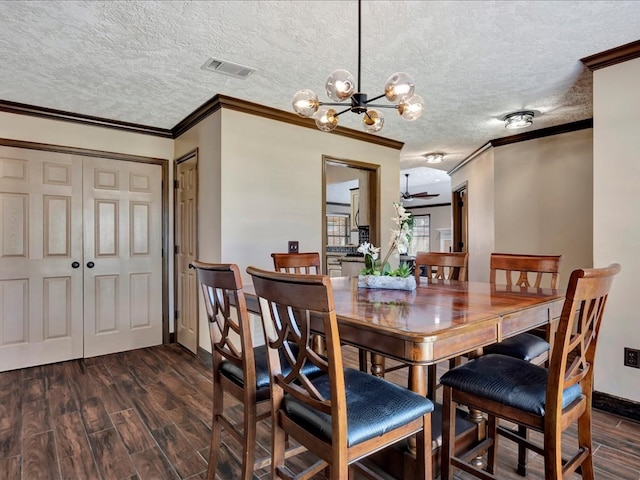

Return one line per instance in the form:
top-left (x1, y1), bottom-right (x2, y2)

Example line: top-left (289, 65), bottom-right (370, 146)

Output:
top-left (246, 276), bottom-right (563, 395)
top-left (243, 275), bottom-right (565, 478)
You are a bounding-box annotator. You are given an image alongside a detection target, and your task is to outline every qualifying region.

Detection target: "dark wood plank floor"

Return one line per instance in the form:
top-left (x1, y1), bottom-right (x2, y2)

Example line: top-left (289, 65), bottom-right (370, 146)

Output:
top-left (1, 344), bottom-right (639, 480)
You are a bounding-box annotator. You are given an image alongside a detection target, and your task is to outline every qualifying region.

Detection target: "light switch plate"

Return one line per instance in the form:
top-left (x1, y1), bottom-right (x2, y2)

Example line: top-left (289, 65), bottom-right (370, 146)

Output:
top-left (288, 241), bottom-right (299, 254)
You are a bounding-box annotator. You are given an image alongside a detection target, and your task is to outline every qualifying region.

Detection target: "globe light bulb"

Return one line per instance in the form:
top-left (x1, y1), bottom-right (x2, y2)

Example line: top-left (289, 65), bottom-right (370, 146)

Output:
top-left (325, 69), bottom-right (355, 102)
top-left (362, 109), bottom-right (384, 133)
top-left (398, 94), bottom-right (424, 121)
top-left (292, 89), bottom-right (319, 117)
top-left (384, 72), bottom-right (415, 103)
top-left (315, 107), bottom-right (339, 132)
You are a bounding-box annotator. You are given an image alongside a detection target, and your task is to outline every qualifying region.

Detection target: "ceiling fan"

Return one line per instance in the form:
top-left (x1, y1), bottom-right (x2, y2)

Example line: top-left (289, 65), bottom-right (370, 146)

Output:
top-left (401, 173), bottom-right (440, 201)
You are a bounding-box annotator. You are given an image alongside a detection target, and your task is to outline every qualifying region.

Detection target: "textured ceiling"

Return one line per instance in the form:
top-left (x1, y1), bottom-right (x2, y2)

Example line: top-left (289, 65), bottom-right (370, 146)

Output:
top-left (1, 0), bottom-right (639, 190)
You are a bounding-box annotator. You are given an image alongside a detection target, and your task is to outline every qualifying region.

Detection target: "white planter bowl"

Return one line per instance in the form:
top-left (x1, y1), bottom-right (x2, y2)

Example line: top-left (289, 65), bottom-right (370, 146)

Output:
top-left (357, 274), bottom-right (417, 291)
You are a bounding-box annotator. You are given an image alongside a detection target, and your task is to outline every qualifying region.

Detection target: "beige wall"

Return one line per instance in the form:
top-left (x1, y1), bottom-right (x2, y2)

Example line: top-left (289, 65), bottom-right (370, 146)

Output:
top-left (176, 109), bottom-right (401, 351)
top-left (593, 56), bottom-right (640, 402)
top-left (450, 148), bottom-right (495, 281)
top-left (450, 130), bottom-right (593, 283)
top-left (174, 110), bottom-right (223, 266)
top-left (219, 109), bottom-right (400, 282)
top-left (494, 129), bottom-right (593, 283)
top-left (0, 112), bottom-right (173, 159)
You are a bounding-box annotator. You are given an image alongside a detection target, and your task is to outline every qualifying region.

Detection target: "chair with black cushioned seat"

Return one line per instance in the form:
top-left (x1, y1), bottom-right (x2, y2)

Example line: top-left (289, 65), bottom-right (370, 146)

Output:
top-left (484, 253), bottom-right (562, 363)
top-left (192, 261), bottom-right (317, 480)
top-left (440, 263), bottom-right (620, 480)
top-left (413, 251), bottom-right (469, 399)
top-left (247, 266), bottom-right (434, 480)
top-left (482, 252), bottom-right (562, 474)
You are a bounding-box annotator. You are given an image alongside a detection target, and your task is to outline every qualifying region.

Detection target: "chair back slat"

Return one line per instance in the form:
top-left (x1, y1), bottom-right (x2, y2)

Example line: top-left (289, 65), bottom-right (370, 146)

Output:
top-left (271, 252), bottom-right (322, 274)
top-left (248, 267), bottom-right (341, 418)
top-left (490, 253), bottom-right (562, 289)
top-left (414, 252), bottom-right (469, 281)
top-left (546, 264), bottom-right (620, 416)
top-left (192, 261), bottom-right (255, 375)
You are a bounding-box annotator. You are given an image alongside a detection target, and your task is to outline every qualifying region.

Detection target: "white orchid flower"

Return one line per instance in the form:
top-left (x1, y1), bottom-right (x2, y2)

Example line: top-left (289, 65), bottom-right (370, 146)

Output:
top-left (357, 242), bottom-right (370, 254)
top-left (358, 202), bottom-right (414, 277)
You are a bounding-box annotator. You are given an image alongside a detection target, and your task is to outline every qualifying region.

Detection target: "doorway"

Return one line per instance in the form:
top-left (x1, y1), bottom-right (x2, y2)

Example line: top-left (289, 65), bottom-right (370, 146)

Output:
top-left (452, 182), bottom-right (468, 257)
top-left (323, 156), bottom-right (379, 273)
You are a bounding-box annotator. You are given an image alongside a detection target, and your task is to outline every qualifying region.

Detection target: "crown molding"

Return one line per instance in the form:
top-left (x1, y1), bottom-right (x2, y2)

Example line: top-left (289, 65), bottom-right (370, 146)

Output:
top-left (490, 118), bottom-right (593, 147)
top-left (0, 94), bottom-right (404, 151)
top-left (172, 94), bottom-right (404, 150)
top-left (581, 39), bottom-right (640, 71)
top-left (0, 137), bottom-right (167, 164)
top-left (448, 118), bottom-right (593, 175)
top-left (448, 142), bottom-right (492, 176)
top-left (0, 99), bottom-right (173, 138)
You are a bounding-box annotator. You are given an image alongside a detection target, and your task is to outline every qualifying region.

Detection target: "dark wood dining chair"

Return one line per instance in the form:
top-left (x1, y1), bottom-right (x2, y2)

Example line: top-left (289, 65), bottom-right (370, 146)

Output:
top-left (246, 266), bottom-right (434, 480)
top-left (485, 253), bottom-right (562, 363)
top-left (192, 261), bottom-right (312, 480)
top-left (483, 252), bottom-right (562, 474)
top-left (413, 251), bottom-right (469, 399)
top-left (271, 252), bottom-right (322, 274)
top-left (271, 251), bottom-right (328, 358)
top-left (414, 251), bottom-right (469, 282)
top-left (440, 263), bottom-right (621, 480)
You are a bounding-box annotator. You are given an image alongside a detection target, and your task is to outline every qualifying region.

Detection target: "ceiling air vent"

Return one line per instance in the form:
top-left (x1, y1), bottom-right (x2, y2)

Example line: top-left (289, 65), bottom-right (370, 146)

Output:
top-left (200, 58), bottom-right (256, 79)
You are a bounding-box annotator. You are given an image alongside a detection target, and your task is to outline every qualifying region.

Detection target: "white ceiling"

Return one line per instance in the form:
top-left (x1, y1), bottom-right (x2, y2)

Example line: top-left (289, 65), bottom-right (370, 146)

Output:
top-left (1, 1), bottom-right (639, 197)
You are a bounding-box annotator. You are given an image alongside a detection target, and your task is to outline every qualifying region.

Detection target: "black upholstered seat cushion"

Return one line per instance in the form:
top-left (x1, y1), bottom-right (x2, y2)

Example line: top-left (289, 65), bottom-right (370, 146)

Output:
top-left (482, 332), bottom-right (550, 361)
top-left (219, 343), bottom-right (322, 402)
top-left (439, 354), bottom-right (583, 416)
top-left (283, 368), bottom-right (434, 447)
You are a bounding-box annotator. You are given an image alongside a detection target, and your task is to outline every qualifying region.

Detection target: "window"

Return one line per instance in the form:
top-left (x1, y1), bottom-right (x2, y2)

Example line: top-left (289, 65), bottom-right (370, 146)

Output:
top-left (409, 215), bottom-right (430, 255)
top-left (327, 214), bottom-right (349, 246)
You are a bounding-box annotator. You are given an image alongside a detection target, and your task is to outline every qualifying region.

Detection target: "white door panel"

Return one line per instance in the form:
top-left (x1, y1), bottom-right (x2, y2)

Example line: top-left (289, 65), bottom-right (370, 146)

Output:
top-left (82, 158), bottom-right (162, 357)
top-left (175, 155), bottom-right (198, 354)
top-left (0, 147), bottom-right (83, 371)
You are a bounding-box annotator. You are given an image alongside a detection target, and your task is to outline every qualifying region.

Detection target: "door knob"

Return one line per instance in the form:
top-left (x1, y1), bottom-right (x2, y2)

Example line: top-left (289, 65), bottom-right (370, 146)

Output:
top-left (71, 261), bottom-right (80, 269)
top-left (87, 261), bottom-right (95, 268)
top-left (188, 263), bottom-right (196, 269)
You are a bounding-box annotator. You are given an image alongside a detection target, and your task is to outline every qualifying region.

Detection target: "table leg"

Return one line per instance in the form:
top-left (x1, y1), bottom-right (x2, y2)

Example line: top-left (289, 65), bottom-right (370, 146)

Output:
top-left (467, 348), bottom-right (486, 468)
top-left (369, 353), bottom-right (385, 377)
top-left (312, 334), bottom-right (325, 355)
top-left (407, 365), bottom-right (427, 457)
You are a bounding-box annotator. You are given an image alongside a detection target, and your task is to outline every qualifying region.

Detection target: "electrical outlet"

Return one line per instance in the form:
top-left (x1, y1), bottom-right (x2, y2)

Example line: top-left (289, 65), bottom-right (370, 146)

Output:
top-left (288, 241), bottom-right (299, 254)
top-left (624, 347), bottom-right (640, 368)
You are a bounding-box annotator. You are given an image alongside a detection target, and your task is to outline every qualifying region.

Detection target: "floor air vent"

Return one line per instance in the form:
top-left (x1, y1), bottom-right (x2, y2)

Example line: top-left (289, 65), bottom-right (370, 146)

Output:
top-left (200, 57), bottom-right (256, 79)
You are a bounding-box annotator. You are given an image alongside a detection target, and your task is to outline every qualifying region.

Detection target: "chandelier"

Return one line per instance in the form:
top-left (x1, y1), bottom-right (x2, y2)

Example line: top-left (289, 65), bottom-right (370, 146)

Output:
top-left (291, 0), bottom-right (424, 133)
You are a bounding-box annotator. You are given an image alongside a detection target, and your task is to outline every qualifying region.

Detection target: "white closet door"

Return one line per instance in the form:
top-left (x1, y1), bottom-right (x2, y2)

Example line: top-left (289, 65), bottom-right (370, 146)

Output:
top-left (82, 157), bottom-right (163, 357)
top-left (0, 146), bottom-right (83, 371)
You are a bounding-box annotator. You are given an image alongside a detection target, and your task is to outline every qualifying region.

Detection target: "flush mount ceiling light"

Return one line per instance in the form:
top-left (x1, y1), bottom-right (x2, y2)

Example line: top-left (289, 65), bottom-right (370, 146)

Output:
top-left (291, 0), bottom-right (424, 133)
top-left (503, 111), bottom-right (534, 129)
top-left (424, 152), bottom-right (445, 164)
